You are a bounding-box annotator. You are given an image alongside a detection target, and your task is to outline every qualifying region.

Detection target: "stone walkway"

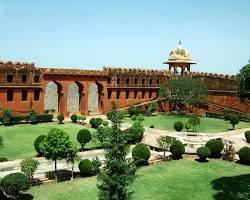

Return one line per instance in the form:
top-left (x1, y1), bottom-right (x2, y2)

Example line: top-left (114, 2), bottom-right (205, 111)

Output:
top-left (0, 115), bottom-right (249, 181)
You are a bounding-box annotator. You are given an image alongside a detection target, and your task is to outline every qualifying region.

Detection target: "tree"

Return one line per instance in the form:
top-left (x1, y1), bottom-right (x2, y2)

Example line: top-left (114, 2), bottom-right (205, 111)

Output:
top-left (40, 128), bottom-right (73, 182)
top-left (2, 108), bottom-right (11, 125)
top-left (77, 129), bottom-right (92, 151)
top-left (157, 135), bottom-right (176, 160)
top-left (66, 145), bottom-right (79, 180)
top-left (236, 63), bottom-right (250, 99)
top-left (159, 77), bottom-right (208, 113)
top-left (29, 108), bottom-right (37, 124)
top-left (97, 103), bottom-right (136, 200)
top-left (230, 115), bottom-right (240, 130)
top-left (20, 158), bottom-right (39, 180)
top-left (128, 105), bottom-right (137, 117)
top-left (188, 115), bottom-right (200, 132)
top-left (57, 114), bottom-right (64, 124)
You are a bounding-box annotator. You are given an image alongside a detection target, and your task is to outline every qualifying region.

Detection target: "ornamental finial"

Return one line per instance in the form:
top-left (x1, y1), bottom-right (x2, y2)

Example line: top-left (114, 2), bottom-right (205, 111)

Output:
top-left (179, 40), bottom-right (182, 45)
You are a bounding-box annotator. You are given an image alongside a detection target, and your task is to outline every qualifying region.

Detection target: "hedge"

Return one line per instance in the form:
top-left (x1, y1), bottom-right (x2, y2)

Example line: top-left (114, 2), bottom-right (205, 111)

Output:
top-left (206, 112), bottom-right (250, 122)
top-left (0, 114), bottom-right (53, 124)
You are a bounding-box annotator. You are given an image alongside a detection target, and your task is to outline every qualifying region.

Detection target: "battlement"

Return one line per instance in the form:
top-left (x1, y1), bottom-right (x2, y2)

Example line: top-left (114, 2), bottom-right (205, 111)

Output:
top-left (190, 71), bottom-right (236, 80)
top-left (103, 66), bottom-right (171, 76)
top-left (40, 67), bottom-right (107, 76)
top-left (0, 60), bottom-right (35, 70)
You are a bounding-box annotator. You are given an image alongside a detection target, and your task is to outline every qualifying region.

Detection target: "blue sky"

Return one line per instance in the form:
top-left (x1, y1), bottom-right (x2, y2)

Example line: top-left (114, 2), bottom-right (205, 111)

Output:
top-left (0, 0), bottom-right (249, 74)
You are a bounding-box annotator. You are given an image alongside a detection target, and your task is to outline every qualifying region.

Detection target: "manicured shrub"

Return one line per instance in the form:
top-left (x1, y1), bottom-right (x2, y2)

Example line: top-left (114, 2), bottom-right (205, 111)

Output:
top-left (131, 115), bottom-right (137, 121)
top-left (29, 108), bottom-right (38, 124)
top-left (205, 138), bottom-right (224, 158)
top-left (224, 114), bottom-right (231, 121)
top-left (170, 140), bottom-right (185, 159)
top-left (2, 108), bottom-right (11, 125)
top-left (78, 159), bottom-right (93, 176)
top-left (106, 111), bottom-right (112, 120)
top-left (197, 147), bottom-right (211, 161)
top-left (132, 143), bottom-right (150, 165)
top-left (138, 115), bottom-right (144, 122)
top-left (102, 120), bottom-right (109, 127)
top-left (57, 113), bottom-right (64, 124)
top-left (128, 105), bottom-right (137, 117)
top-left (77, 129), bottom-right (92, 151)
top-left (117, 111), bottom-right (124, 120)
top-left (36, 114), bottom-right (53, 122)
top-left (238, 146), bottom-right (250, 164)
top-left (89, 118), bottom-right (103, 128)
top-left (230, 115), bottom-right (240, 130)
top-left (188, 115), bottom-right (200, 132)
top-left (124, 122), bottom-right (145, 143)
top-left (145, 109), bottom-right (152, 117)
top-left (1, 172), bottom-right (30, 199)
top-left (20, 158), bottom-right (39, 180)
top-left (77, 115), bottom-right (86, 124)
top-left (34, 135), bottom-right (46, 156)
top-left (245, 131), bottom-right (250, 143)
top-left (71, 114), bottom-right (78, 123)
top-left (174, 121), bottom-right (184, 132)
top-left (151, 101), bottom-right (158, 112)
top-left (185, 122), bottom-right (192, 132)
top-left (150, 125), bottom-right (154, 128)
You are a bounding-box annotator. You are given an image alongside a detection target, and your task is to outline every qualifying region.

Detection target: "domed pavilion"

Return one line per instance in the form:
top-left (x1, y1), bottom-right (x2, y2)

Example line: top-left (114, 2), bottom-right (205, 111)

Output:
top-left (164, 41), bottom-right (196, 75)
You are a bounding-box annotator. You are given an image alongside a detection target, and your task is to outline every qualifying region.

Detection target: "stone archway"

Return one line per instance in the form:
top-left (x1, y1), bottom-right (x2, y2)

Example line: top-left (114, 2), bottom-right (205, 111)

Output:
top-left (67, 82), bottom-right (84, 114)
top-left (44, 81), bottom-right (62, 112)
top-left (88, 82), bottom-right (103, 113)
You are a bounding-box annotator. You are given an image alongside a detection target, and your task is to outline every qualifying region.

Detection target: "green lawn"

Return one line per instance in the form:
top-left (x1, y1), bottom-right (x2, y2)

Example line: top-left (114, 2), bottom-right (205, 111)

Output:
top-left (26, 160), bottom-right (250, 200)
top-left (0, 123), bottom-right (99, 161)
top-left (125, 115), bottom-right (250, 133)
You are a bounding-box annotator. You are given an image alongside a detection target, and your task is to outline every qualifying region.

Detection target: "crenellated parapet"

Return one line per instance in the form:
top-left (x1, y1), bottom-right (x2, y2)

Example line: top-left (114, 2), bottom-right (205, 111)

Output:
top-left (0, 61), bottom-right (35, 70)
top-left (40, 67), bottom-right (107, 77)
top-left (103, 66), bottom-right (171, 76)
top-left (190, 71), bottom-right (236, 80)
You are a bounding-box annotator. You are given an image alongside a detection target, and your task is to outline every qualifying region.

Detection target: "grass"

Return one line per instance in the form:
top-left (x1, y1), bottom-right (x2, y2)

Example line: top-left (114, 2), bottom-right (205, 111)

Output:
top-left (25, 159), bottom-right (250, 200)
top-left (0, 123), bottom-right (99, 161)
top-left (125, 115), bottom-right (250, 133)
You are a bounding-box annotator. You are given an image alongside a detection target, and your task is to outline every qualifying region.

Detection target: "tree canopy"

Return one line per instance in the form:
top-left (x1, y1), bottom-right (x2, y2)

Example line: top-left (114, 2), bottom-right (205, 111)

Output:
top-left (236, 63), bottom-right (250, 99)
top-left (159, 77), bottom-right (208, 112)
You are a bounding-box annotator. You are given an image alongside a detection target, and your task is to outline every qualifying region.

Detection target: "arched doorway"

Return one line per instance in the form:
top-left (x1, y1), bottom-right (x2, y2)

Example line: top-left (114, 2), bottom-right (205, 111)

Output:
top-left (88, 82), bottom-right (103, 113)
top-left (67, 82), bottom-right (83, 113)
top-left (44, 81), bottom-right (62, 112)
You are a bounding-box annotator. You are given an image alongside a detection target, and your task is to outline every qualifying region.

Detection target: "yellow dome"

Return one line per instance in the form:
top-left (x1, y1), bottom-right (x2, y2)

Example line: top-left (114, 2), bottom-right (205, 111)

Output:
top-left (165, 41), bottom-right (195, 64)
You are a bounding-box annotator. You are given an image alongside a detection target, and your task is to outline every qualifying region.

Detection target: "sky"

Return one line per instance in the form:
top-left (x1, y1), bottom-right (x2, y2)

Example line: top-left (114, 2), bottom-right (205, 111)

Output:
top-left (0, 0), bottom-right (249, 75)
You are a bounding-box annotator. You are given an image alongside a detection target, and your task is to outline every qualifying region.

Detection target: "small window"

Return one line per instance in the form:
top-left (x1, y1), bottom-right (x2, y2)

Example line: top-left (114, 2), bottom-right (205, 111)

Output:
top-left (116, 90), bottom-right (120, 99)
top-left (134, 91), bottom-right (138, 99)
top-left (7, 90), bottom-right (14, 101)
top-left (108, 90), bottom-right (112, 99)
top-left (150, 79), bottom-right (153, 85)
top-left (7, 74), bottom-right (14, 82)
top-left (157, 79), bottom-right (160, 85)
top-left (149, 91), bottom-right (152, 98)
top-left (117, 78), bottom-right (120, 85)
top-left (22, 90), bottom-right (28, 101)
top-left (142, 79), bottom-right (145, 85)
top-left (126, 91), bottom-right (129, 99)
top-left (142, 91), bottom-right (145, 99)
top-left (107, 78), bottom-right (112, 84)
top-left (34, 90), bottom-right (40, 101)
top-left (134, 79), bottom-right (138, 85)
top-left (126, 79), bottom-right (130, 85)
top-left (34, 75), bottom-right (40, 83)
top-left (22, 75), bottom-right (27, 83)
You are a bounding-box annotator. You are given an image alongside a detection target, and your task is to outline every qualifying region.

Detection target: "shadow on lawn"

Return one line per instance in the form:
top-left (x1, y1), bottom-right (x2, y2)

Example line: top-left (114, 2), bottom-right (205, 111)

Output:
top-left (211, 174), bottom-right (250, 200)
top-left (45, 169), bottom-right (73, 182)
top-left (0, 191), bottom-right (34, 200)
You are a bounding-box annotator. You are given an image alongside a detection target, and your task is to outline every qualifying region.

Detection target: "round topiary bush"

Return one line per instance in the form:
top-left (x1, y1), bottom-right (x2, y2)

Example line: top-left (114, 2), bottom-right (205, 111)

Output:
top-left (102, 120), bottom-right (109, 127)
top-left (132, 143), bottom-right (150, 165)
top-left (70, 114), bottom-right (78, 123)
top-left (197, 147), bottom-right (211, 161)
top-left (106, 111), bottom-right (112, 120)
top-left (205, 138), bottom-right (224, 158)
top-left (124, 126), bottom-right (141, 144)
top-left (238, 146), bottom-right (250, 164)
top-left (174, 121), bottom-right (184, 132)
top-left (138, 115), bottom-right (144, 122)
top-left (1, 172), bottom-right (30, 199)
top-left (230, 115), bottom-right (240, 130)
top-left (170, 140), bottom-right (185, 159)
top-left (78, 159), bottom-right (93, 176)
top-left (57, 114), bottom-right (64, 124)
top-left (245, 131), bottom-right (250, 143)
top-left (89, 118), bottom-right (103, 128)
top-left (34, 135), bottom-right (46, 156)
top-left (77, 129), bottom-right (92, 151)
top-left (131, 115), bottom-right (137, 121)
top-left (185, 122), bottom-right (192, 132)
